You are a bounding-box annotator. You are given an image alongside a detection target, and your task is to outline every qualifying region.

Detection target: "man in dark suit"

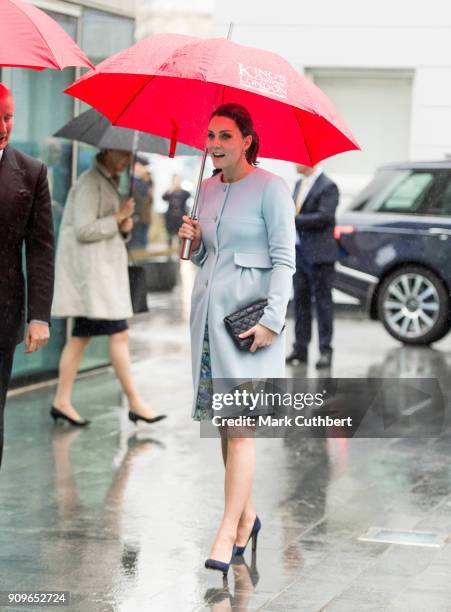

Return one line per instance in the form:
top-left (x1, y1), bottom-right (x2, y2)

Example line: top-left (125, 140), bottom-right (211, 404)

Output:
top-left (0, 83), bottom-right (54, 467)
top-left (286, 164), bottom-right (339, 369)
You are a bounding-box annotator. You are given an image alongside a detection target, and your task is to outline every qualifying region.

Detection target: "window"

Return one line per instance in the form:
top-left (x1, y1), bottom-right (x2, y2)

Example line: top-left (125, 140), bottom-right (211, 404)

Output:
top-left (378, 172), bottom-right (434, 213)
top-left (423, 172), bottom-right (451, 217)
top-left (82, 9), bottom-right (134, 66)
top-left (351, 169), bottom-right (402, 211)
top-left (352, 169), bottom-right (436, 214)
top-left (77, 8), bottom-right (135, 179)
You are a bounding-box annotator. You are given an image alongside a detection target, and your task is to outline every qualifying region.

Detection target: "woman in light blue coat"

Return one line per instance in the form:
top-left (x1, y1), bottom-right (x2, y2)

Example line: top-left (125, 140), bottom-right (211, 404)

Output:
top-left (179, 104), bottom-right (296, 576)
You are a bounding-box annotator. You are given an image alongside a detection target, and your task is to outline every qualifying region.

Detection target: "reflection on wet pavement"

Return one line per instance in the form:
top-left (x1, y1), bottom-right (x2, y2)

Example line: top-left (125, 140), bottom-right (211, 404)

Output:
top-left (1, 264), bottom-right (451, 611)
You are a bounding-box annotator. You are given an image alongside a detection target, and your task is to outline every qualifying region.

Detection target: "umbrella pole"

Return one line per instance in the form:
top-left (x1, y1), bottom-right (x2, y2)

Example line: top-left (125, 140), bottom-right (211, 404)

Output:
top-left (180, 147), bottom-right (208, 260)
top-left (180, 21), bottom-right (234, 261)
top-left (128, 129), bottom-right (140, 198)
top-left (128, 152), bottom-right (136, 198)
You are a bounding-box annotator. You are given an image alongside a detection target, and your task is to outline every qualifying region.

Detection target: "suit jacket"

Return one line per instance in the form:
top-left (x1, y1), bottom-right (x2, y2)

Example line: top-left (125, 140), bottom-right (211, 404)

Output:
top-left (0, 146), bottom-right (54, 348)
top-left (294, 172), bottom-right (339, 265)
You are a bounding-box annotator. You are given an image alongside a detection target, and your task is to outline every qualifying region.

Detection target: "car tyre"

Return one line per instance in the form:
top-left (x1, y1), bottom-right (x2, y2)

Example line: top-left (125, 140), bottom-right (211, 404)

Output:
top-left (377, 266), bottom-right (450, 345)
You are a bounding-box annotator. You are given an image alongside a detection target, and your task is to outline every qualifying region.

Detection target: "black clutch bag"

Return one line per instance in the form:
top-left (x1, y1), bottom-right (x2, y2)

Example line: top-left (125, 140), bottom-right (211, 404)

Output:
top-left (224, 299), bottom-right (268, 351)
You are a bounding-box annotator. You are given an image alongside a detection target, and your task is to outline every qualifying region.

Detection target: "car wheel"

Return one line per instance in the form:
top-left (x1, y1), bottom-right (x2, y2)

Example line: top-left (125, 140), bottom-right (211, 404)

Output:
top-left (377, 266), bottom-right (450, 345)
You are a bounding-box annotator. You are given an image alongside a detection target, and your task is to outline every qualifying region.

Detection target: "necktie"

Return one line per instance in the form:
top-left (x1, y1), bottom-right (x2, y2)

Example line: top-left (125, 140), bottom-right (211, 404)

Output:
top-left (295, 179), bottom-right (309, 215)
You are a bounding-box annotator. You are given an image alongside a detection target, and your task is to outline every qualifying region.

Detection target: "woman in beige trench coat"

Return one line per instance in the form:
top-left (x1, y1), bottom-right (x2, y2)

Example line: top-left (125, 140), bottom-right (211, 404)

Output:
top-left (51, 149), bottom-right (166, 427)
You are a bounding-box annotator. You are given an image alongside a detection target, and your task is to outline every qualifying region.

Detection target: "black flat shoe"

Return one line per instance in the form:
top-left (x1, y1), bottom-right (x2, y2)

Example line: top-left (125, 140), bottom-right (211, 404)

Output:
top-left (50, 406), bottom-right (90, 427)
top-left (315, 351), bottom-right (332, 369)
top-left (286, 351), bottom-right (308, 365)
top-left (128, 411), bottom-right (167, 425)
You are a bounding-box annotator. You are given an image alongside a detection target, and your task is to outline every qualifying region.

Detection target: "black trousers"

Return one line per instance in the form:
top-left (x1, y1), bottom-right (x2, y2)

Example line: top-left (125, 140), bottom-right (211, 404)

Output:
top-left (0, 349), bottom-right (14, 469)
top-left (293, 262), bottom-right (335, 355)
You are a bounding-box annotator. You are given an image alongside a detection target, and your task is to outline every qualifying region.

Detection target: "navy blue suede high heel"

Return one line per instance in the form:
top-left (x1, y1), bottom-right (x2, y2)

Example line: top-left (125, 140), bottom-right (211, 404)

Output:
top-left (205, 556), bottom-right (232, 577)
top-left (233, 516), bottom-right (261, 557)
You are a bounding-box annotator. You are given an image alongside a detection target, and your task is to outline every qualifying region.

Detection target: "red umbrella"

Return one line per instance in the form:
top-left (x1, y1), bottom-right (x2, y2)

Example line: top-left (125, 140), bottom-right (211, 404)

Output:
top-left (65, 33), bottom-right (358, 164)
top-left (0, 0), bottom-right (93, 70)
top-left (66, 32), bottom-right (359, 258)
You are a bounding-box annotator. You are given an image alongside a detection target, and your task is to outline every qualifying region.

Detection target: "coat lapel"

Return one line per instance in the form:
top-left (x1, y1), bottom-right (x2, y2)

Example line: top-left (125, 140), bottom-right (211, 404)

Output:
top-left (301, 173), bottom-right (326, 209)
top-left (0, 145), bottom-right (23, 174)
top-left (0, 146), bottom-right (25, 202)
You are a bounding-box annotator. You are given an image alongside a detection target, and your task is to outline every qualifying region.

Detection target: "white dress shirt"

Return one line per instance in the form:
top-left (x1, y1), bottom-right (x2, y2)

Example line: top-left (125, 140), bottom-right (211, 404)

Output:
top-left (296, 166), bottom-right (323, 210)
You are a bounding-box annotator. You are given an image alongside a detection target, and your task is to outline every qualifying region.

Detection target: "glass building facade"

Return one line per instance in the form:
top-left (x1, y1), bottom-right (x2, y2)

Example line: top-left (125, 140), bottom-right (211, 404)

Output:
top-left (0, 2), bottom-right (135, 385)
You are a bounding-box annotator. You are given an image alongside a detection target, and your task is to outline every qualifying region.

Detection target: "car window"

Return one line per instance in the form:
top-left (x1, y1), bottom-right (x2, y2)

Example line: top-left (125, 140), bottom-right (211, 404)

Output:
top-left (350, 169), bottom-right (403, 211)
top-left (350, 168), bottom-right (446, 214)
top-left (376, 172), bottom-right (434, 213)
top-left (424, 174), bottom-right (451, 216)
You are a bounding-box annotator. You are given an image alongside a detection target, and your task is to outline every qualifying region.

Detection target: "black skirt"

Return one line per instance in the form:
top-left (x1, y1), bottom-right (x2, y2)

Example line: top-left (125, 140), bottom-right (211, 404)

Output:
top-left (72, 317), bottom-right (128, 337)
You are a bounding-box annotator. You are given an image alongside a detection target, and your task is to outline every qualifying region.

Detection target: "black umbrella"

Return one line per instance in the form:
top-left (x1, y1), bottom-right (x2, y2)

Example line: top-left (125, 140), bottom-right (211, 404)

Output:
top-left (53, 107), bottom-right (202, 157)
top-left (54, 107), bottom-right (201, 196)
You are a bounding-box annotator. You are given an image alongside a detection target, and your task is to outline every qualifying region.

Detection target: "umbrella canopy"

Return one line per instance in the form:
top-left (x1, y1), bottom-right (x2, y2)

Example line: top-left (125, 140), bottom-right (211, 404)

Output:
top-left (65, 33), bottom-right (359, 165)
top-left (0, 0), bottom-right (93, 70)
top-left (54, 107), bottom-right (202, 156)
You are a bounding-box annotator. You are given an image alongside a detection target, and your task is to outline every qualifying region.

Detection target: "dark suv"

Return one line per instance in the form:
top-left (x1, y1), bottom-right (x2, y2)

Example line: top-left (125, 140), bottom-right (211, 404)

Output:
top-left (334, 161), bottom-right (451, 345)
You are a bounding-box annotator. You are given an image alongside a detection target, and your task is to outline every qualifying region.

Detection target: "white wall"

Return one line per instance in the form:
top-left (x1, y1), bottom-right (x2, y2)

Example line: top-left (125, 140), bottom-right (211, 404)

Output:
top-left (136, 0), bottom-right (213, 38)
top-left (308, 69), bottom-right (413, 207)
top-left (411, 67), bottom-right (451, 160)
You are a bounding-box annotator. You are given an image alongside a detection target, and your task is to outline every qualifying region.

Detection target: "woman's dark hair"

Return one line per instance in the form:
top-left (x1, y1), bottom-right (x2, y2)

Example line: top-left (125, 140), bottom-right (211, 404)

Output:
top-left (210, 103), bottom-right (260, 167)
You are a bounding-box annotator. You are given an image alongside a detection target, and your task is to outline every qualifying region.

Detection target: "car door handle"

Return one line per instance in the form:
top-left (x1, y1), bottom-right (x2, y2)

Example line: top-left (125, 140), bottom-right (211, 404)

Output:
top-left (428, 227), bottom-right (451, 236)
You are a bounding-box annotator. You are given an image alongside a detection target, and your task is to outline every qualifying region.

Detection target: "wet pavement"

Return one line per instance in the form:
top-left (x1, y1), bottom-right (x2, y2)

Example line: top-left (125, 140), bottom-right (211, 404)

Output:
top-left (1, 264), bottom-right (451, 611)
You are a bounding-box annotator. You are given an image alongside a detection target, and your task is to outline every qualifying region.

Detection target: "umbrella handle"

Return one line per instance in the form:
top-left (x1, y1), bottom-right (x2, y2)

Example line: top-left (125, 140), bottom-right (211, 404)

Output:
top-left (180, 147), bottom-right (208, 261)
top-left (180, 217), bottom-right (198, 260)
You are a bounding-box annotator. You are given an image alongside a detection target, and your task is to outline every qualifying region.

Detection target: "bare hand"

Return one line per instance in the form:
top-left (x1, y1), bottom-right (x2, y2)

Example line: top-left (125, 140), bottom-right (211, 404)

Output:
top-left (178, 215), bottom-right (201, 251)
top-left (115, 197), bottom-right (135, 223)
top-left (239, 323), bottom-right (276, 353)
top-left (120, 217), bottom-right (134, 233)
top-left (25, 322), bottom-right (50, 353)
